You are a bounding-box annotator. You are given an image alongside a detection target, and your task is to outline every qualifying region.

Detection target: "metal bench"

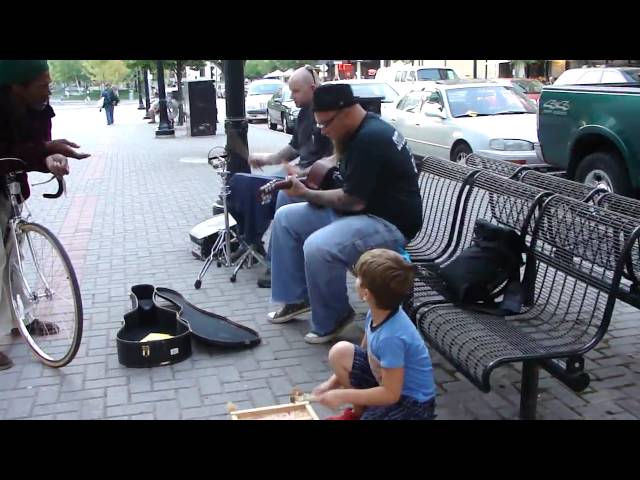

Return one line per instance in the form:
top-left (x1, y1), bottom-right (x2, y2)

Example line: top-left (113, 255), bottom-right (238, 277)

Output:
top-left (464, 153), bottom-right (526, 179)
top-left (406, 156), bottom-right (478, 264)
top-left (520, 169), bottom-right (606, 203)
top-left (407, 170), bottom-right (549, 319)
top-left (416, 195), bottom-right (640, 419)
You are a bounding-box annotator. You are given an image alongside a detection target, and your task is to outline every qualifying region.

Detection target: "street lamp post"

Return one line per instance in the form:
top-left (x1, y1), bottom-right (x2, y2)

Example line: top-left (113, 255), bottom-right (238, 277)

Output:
top-left (155, 60), bottom-right (175, 137)
top-left (143, 67), bottom-right (151, 119)
top-left (137, 68), bottom-right (145, 110)
top-left (223, 60), bottom-right (250, 174)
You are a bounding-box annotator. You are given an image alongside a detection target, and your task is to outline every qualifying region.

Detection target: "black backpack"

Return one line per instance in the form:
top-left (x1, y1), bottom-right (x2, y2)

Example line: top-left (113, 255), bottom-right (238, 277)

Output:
top-left (438, 219), bottom-right (528, 315)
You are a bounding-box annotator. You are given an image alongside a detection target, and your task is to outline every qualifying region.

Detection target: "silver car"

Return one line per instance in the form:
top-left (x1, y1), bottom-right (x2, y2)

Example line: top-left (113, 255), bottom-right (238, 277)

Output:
top-left (383, 80), bottom-right (540, 164)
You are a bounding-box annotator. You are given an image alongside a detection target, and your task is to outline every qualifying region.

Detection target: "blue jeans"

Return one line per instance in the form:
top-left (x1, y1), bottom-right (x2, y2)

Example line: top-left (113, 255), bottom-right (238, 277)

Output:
top-left (270, 202), bottom-right (406, 335)
top-left (105, 105), bottom-right (114, 125)
top-left (265, 190), bottom-right (305, 264)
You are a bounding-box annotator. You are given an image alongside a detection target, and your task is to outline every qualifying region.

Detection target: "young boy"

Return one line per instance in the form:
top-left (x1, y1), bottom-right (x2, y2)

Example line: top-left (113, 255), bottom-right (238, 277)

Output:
top-left (313, 248), bottom-right (436, 420)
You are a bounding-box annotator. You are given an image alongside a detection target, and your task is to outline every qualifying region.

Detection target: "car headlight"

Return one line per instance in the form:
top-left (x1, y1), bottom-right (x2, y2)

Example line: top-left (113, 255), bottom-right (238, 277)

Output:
top-left (489, 139), bottom-right (534, 151)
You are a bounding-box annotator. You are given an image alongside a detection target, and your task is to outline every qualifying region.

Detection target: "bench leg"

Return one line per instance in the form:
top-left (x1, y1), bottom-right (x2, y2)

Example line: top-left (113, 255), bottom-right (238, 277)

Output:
top-left (519, 361), bottom-right (539, 420)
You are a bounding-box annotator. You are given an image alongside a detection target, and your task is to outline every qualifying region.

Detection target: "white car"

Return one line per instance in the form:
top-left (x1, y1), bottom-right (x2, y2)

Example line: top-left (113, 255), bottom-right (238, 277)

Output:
top-left (245, 79), bottom-right (283, 122)
top-left (383, 80), bottom-right (540, 164)
top-left (323, 79), bottom-right (400, 118)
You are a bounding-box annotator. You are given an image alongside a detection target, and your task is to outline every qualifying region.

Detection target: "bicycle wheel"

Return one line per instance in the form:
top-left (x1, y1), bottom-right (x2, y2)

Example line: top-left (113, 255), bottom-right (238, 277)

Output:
top-left (5, 221), bottom-right (83, 367)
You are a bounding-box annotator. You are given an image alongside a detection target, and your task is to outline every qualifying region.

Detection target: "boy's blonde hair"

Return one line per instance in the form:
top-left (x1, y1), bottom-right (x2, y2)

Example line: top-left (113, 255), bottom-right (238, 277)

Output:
top-left (354, 249), bottom-right (414, 310)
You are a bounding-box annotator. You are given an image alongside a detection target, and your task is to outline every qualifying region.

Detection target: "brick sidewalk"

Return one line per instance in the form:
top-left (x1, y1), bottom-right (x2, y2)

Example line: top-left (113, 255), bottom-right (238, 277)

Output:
top-left (1, 104), bottom-right (639, 420)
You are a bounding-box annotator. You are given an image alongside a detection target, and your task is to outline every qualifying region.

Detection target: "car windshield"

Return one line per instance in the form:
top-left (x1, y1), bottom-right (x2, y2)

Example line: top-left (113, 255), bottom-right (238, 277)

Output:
top-left (513, 79), bottom-right (544, 94)
top-left (417, 68), bottom-right (458, 81)
top-left (621, 69), bottom-right (640, 82)
top-left (347, 83), bottom-right (399, 102)
top-left (248, 82), bottom-right (282, 95)
top-left (446, 86), bottom-right (537, 118)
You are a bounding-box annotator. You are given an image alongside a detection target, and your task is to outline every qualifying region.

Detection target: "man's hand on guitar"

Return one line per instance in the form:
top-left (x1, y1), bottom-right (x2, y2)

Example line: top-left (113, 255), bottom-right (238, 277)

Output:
top-left (285, 175), bottom-right (308, 197)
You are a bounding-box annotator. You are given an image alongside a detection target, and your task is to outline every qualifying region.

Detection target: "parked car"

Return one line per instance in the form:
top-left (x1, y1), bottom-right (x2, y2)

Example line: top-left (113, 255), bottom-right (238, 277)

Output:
top-left (537, 83), bottom-right (640, 196)
top-left (267, 84), bottom-right (298, 134)
top-left (381, 65), bottom-right (460, 95)
top-left (554, 67), bottom-right (640, 86)
top-left (245, 79), bottom-right (283, 122)
top-left (492, 78), bottom-right (544, 101)
top-left (383, 80), bottom-right (539, 164)
top-left (324, 79), bottom-right (400, 117)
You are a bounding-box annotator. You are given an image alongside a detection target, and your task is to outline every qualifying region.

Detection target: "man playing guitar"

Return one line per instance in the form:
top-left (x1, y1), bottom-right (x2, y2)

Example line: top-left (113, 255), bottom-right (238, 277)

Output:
top-left (267, 83), bottom-right (423, 344)
top-left (225, 66), bottom-right (333, 288)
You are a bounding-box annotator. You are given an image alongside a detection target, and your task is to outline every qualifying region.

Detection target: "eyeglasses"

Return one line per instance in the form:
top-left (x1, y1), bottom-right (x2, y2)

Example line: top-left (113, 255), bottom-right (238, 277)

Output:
top-left (304, 65), bottom-right (316, 85)
top-left (315, 109), bottom-right (343, 129)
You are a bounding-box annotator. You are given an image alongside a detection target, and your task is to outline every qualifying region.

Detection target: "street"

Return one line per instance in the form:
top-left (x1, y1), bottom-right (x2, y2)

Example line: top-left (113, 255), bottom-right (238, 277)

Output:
top-left (1, 102), bottom-right (640, 420)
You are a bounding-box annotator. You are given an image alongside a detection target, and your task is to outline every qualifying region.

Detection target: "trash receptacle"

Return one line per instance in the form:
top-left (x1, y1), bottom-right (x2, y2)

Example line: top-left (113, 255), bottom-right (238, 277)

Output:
top-left (183, 79), bottom-right (218, 136)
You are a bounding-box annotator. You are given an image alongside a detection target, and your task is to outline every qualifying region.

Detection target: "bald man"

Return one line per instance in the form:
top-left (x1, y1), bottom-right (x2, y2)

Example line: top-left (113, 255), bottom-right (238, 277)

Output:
top-left (226, 66), bottom-right (333, 288)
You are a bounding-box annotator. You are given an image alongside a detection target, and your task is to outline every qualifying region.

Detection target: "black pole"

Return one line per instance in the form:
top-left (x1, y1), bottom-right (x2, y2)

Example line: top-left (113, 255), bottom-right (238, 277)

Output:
top-left (176, 60), bottom-right (185, 126)
top-left (143, 68), bottom-right (151, 119)
top-left (155, 60), bottom-right (175, 137)
top-left (484, 60), bottom-right (488, 79)
top-left (223, 60), bottom-right (250, 174)
top-left (137, 69), bottom-right (145, 110)
top-left (473, 60), bottom-right (478, 79)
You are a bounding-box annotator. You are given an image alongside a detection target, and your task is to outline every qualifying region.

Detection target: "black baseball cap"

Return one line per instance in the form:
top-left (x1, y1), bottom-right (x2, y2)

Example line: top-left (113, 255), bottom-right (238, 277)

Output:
top-left (313, 84), bottom-right (357, 112)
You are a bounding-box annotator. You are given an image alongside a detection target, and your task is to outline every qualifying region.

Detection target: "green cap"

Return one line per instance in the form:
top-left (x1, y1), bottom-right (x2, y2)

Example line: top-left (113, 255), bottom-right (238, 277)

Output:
top-left (0, 60), bottom-right (49, 87)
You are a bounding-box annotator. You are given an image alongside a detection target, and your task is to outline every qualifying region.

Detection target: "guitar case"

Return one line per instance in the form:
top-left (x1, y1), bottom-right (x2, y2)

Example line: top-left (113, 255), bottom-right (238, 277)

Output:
top-left (154, 288), bottom-right (261, 348)
top-left (117, 284), bottom-right (192, 368)
top-left (117, 285), bottom-right (261, 368)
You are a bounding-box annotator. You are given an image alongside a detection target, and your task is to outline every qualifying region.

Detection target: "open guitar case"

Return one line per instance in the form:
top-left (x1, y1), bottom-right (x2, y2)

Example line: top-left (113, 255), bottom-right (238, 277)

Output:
top-left (117, 284), bottom-right (261, 368)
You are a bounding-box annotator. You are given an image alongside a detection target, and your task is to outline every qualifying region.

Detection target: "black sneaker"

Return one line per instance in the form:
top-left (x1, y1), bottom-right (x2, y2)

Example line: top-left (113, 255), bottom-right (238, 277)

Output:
top-left (0, 352), bottom-right (13, 371)
top-left (257, 267), bottom-right (271, 288)
top-left (229, 243), bottom-right (248, 263)
top-left (11, 319), bottom-right (60, 337)
top-left (268, 302), bottom-right (310, 324)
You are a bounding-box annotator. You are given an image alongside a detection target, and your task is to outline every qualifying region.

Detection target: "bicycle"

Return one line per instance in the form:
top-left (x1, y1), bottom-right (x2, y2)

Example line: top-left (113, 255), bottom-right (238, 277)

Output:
top-left (1, 158), bottom-right (83, 368)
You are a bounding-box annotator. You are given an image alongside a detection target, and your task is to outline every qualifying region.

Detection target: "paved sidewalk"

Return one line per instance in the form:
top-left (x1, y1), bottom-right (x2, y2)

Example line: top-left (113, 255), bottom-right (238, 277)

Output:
top-left (1, 103), bottom-right (640, 420)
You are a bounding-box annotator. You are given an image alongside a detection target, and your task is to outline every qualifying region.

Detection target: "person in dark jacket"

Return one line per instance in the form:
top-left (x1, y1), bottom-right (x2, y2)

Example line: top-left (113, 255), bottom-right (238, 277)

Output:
top-left (100, 82), bottom-right (119, 125)
top-left (0, 60), bottom-right (90, 370)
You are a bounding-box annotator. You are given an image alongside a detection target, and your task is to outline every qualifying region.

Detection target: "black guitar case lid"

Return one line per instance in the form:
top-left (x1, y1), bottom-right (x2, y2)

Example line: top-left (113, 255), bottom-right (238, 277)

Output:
top-left (153, 287), bottom-right (261, 348)
top-left (117, 284), bottom-right (192, 368)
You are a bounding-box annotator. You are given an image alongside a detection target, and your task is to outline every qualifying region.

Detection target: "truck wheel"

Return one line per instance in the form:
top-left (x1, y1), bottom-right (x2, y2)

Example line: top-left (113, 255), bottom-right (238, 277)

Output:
top-left (451, 143), bottom-right (472, 163)
top-left (575, 151), bottom-right (633, 196)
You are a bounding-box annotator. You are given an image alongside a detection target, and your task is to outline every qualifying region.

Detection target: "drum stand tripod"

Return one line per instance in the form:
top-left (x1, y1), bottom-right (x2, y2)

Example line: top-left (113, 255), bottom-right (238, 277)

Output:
top-left (194, 148), bottom-right (269, 289)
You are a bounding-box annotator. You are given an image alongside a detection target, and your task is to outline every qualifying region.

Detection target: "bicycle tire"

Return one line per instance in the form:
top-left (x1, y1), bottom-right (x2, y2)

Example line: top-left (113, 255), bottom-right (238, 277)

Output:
top-left (5, 221), bottom-right (83, 368)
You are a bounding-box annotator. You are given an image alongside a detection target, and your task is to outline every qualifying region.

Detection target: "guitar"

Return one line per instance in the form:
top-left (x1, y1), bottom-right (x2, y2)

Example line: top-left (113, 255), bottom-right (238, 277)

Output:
top-left (258, 158), bottom-right (343, 204)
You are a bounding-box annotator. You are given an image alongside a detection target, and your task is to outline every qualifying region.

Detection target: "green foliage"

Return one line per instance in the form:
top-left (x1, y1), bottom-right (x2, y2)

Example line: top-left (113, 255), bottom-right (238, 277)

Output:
top-left (85, 60), bottom-right (130, 84)
top-left (49, 60), bottom-right (91, 86)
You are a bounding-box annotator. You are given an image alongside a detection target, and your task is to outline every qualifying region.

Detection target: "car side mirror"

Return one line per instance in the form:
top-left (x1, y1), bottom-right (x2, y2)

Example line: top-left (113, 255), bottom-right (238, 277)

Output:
top-left (424, 107), bottom-right (446, 119)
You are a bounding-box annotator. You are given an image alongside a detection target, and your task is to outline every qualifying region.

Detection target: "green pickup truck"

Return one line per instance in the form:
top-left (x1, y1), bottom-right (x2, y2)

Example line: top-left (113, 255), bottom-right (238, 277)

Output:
top-left (537, 84), bottom-right (640, 196)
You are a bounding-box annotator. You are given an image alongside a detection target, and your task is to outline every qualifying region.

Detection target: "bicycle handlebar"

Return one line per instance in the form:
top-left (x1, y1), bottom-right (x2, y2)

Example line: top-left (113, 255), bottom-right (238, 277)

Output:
top-left (43, 176), bottom-right (64, 199)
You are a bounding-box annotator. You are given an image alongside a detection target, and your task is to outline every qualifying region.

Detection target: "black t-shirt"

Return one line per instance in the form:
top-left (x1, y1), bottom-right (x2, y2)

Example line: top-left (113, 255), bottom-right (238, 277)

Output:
top-left (339, 113), bottom-right (422, 240)
top-left (289, 105), bottom-right (333, 168)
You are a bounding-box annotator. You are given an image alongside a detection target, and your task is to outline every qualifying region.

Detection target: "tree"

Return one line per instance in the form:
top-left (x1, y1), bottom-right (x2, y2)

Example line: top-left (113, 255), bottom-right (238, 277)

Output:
top-left (85, 60), bottom-right (130, 84)
top-left (49, 60), bottom-right (91, 87)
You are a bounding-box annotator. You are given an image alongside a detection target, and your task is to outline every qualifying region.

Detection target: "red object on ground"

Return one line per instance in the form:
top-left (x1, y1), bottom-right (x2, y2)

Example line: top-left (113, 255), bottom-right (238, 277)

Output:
top-left (326, 408), bottom-right (361, 420)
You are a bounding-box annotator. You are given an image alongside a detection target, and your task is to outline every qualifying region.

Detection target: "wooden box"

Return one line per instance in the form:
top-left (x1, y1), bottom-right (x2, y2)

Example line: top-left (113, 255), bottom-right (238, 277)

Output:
top-left (230, 401), bottom-right (319, 420)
